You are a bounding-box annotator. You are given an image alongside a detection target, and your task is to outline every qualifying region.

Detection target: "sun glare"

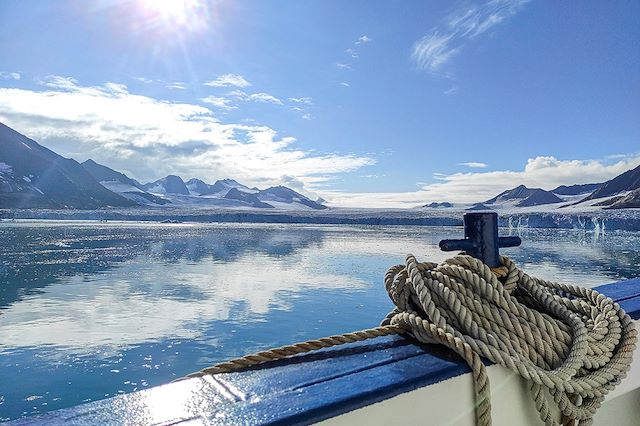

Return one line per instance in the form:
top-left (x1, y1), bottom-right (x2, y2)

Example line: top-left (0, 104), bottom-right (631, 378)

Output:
top-left (139, 0), bottom-right (211, 33)
top-left (143, 0), bottom-right (191, 19)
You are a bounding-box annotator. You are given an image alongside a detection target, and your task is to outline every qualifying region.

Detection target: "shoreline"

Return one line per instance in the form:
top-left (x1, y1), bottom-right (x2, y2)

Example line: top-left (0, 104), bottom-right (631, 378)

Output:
top-left (2, 207), bottom-right (640, 231)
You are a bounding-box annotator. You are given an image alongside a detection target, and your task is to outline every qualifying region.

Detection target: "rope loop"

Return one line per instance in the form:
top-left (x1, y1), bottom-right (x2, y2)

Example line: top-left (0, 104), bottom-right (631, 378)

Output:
top-left (384, 254), bottom-right (636, 426)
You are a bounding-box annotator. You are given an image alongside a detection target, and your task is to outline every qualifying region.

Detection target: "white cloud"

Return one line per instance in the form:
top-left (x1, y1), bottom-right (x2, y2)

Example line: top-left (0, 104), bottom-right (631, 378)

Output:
top-left (413, 32), bottom-right (458, 72)
top-left (339, 82), bottom-right (351, 87)
top-left (204, 73), bottom-right (251, 88)
top-left (345, 48), bottom-right (359, 58)
top-left (0, 71), bottom-right (20, 80)
top-left (247, 92), bottom-right (282, 105)
top-left (165, 82), bottom-right (186, 90)
top-left (301, 113), bottom-right (312, 120)
top-left (200, 95), bottom-right (237, 110)
top-left (38, 74), bottom-right (79, 89)
top-left (412, 0), bottom-right (529, 73)
top-left (134, 77), bottom-right (154, 84)
top-left (103, 82), bottom-right (129, 94)
top-left (339, 36), bottom-right (371, 67)
top-left (288, 97), bottom-right (313, 105)
top-left (321, 155), bottom-right (640, 208)
top-left (606, 154), bottom-right (630, 160)
top-left (458, 162), bottom-right (487, 168)
top-left (229, 90), bottom-right (283, 105)
top-left (227, 89), bottom-right (246, 98)
top-left (0, 77), bottom-right (373, 187)
top-left (444, 86), bottom-right (459, 95)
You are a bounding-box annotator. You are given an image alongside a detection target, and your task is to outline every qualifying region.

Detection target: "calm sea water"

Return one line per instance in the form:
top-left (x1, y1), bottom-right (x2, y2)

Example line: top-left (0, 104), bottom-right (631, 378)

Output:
top-left (1, 221), bottom-right (639, 421)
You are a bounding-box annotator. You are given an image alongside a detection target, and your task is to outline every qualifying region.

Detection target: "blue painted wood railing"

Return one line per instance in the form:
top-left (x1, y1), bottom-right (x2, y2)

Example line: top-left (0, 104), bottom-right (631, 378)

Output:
top-left (10, 278), bottom-right (640, 426)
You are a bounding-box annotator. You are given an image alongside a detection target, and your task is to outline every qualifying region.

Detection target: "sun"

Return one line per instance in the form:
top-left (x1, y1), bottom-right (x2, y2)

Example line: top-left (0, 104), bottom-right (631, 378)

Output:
top-left (139, 0), bottom-right (211, 32)
top-left (142, 0), bottom-right (191, 19)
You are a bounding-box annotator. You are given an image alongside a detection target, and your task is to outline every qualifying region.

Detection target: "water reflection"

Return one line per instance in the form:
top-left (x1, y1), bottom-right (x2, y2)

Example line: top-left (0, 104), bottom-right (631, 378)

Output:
top-left (504, 228), bottom-right (640, 282)
top-left (0, 222), bottom-right (639, 420)
top-left (0, 223), bottom-right (325, 309)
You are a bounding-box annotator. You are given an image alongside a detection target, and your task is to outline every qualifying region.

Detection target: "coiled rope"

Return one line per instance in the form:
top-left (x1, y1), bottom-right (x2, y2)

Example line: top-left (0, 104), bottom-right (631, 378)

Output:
top-left (184, 254), bottom-right (637, 426)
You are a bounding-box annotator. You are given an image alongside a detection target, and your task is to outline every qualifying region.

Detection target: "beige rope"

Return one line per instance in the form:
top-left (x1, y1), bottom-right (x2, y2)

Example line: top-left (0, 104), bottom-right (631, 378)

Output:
top-left (182, 325), bottom-right (403, 377)
top-left (183, 254), bottom-right (637, 426)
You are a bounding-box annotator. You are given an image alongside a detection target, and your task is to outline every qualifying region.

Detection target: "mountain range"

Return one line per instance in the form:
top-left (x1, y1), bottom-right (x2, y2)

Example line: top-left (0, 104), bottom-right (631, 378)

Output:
top-left (462, 169), bottom-right (639, 210)
top-left (1, 122), bottom-right (639, 211)
top-left (423, 170), bottom-right (640, 211)
top-left (0, 123), bottom-right (135, 209)
top-left (0, 123), bottom-right (326, 210)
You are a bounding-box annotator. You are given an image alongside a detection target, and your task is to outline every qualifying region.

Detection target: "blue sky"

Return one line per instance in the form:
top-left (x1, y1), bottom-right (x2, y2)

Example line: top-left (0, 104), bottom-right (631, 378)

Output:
top-left (0, 0), bottom-right (639, 207)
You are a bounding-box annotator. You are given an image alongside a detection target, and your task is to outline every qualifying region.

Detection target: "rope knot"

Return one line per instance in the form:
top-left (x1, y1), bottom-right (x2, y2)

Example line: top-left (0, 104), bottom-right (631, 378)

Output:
top-left (383, 253), bottom-right (636, 426)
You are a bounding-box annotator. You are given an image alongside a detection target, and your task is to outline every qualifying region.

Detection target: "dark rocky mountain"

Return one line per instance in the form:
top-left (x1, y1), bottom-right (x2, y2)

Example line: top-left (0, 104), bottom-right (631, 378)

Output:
top-left (552, 183), bottom-right (600, 196)
top-left (224, 187), bottom-right (273, 208)
top-left (82, 159), bottom-right (169, 205)
top-left (423, 202), bottom-right (453, 208)
top-left (185, 178), bottom-right (211, 195)
top-left (200, 178), bottom-right (253, 196)
top-left (258, 186), bottom-right (327, 210)
top-left (607, 188), bottom-right (640, 209)
top-left (81, 159), bottom-right (145, 191)
top-left (0, 123), bottom-right (135, 209)
top-left (517, 190), bottom-right (564, 207)
top-left (467, 203), bottom-right (493, 211)
top-left (145, 175), bottom-right (190, 195)
top-left (184, 178), bottom-right (257, 197)
top-left (582, 164), bottom-right (640, 201)
top-left (485, 185), bottom-right (563, 207)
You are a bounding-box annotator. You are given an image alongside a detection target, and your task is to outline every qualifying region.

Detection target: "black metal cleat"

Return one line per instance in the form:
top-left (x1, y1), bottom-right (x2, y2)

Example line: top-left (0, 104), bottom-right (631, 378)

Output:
top-left (439, 212), bottom-right (521, 268)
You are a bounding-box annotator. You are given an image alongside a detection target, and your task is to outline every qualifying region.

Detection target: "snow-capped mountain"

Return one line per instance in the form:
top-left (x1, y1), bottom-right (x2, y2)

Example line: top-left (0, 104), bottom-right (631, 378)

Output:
top-left (455, 165), bottom-right (640, 211)
top-left (607, 188), bottom-right (640, 209)
top-left (484, 185), bottom-right (563, 208)
top-left (139, 174), bottom-right (324, 210)
top-left (185, 178), bottom-right (210, 195)
top-left (552, 183), bottom-right (600, 196)
top-left (0, 123), bottom-right (135, 209)
top-left (582, 164), bottom-right (640, 202)
top-left (200, 178), bottom-right (256, 196)
top-left (179, 178), bottom-right (325, 209)
top-left (556, 164), bottom-right (640, 209)
top-left (82, 159), bottom-right (145, 190)
top-left (81, 159), bottom-right (170, 206)
top-left (467, 203), bottom-right (493, 211)
top-left (256, 186), bottom-right (327, 210)
top-left (185, 178), bottom-right (255, 196)
top-left (423, 202), bottom-right (453, 208)
top-left (224, 187), bottom-right (274, 208)
top-left (144, 175), bottom-right (190, 195)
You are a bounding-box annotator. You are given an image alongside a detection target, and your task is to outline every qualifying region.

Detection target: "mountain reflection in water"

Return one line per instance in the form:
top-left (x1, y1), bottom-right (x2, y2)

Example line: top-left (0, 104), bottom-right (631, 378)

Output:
top-left (0, 222), bottom-right (638, 420)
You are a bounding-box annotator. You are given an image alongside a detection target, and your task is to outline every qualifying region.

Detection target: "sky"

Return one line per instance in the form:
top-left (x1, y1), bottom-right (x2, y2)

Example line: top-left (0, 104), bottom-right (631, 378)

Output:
top-left (0, 0), bottom-right (638, 207)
